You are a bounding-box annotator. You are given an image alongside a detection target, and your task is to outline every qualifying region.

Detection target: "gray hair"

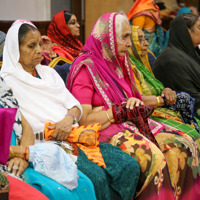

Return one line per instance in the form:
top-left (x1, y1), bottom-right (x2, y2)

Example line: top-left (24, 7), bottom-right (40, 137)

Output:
top-left (183, 13), bottom-right (198, 32)
top-left (115, 13), bottom-right (129, 39)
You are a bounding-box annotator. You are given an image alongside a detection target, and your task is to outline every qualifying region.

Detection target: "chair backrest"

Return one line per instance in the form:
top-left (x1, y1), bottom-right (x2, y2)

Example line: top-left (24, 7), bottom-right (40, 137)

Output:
top-left (54, 62), bottom-right (71, 85)
top-left (48, 57), bottom-right (72, 68)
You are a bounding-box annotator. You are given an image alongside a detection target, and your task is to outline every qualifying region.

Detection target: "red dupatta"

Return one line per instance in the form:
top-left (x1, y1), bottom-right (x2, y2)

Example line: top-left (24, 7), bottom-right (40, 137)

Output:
top-left (47, 10), bottom-right (83, 59)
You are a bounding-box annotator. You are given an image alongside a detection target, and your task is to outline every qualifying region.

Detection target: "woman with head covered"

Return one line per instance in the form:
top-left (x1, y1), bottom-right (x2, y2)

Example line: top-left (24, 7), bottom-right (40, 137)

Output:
top-left (127, 0), bottom-right (166, 57)
top-left (128, 25), bottom-right (200, 141)
top-left (47, 10), bottom-right (83, 61)
top-left (67, 12), bottom-right (200, 200)
top-left (153, 13), bottom-right (200, 120)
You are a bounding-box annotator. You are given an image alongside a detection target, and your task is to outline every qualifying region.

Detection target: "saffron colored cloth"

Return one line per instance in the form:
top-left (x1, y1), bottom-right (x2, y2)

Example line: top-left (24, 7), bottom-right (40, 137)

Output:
top-left (67, 12), bottom-right (200, 200)
top-left (45, 122), bottom-right (106, 168)
top-left (47, 10), bottom-right (82, 59)
top-left (131, 15), bottom-right (156, 30)
top-left (127, 0), bottom-right (165, 57)
top-left (0, 108), bottom-right (17, 165)
top-left (127, 0), bottom-right (162, 25)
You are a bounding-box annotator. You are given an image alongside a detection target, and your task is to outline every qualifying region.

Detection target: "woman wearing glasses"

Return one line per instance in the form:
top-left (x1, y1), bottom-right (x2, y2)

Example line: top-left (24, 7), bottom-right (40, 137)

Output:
top-left (47, 10), bottom-right (83, 61)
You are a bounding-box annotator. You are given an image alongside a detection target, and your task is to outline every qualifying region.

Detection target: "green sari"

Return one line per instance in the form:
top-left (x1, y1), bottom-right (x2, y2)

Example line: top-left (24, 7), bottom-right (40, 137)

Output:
top-left (129, 26), bottom-right (200, 146)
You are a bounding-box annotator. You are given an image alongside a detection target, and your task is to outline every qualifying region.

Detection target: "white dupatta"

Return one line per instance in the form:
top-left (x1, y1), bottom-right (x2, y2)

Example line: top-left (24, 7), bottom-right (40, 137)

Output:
top-left (0, 20), bottom-right (82, 134)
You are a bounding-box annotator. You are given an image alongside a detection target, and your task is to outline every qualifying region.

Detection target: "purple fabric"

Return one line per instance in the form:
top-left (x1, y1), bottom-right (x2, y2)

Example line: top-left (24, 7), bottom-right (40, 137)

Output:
top-left (0, 108), bottom-right (17, 165)
top-left (67, 12), bottom-right (142, 109)
top-left (41, 51), bottom-right (51, 66)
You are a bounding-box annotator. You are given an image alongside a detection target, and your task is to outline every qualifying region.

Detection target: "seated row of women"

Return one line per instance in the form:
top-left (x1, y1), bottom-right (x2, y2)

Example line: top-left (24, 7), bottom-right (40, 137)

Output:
top-left (1, 11), bottom-right (200, 200)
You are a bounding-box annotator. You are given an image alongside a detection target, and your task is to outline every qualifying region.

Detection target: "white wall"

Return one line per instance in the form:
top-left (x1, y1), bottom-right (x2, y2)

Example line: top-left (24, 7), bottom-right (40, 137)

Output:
top-left (0, 0), bottom-right (51, 21)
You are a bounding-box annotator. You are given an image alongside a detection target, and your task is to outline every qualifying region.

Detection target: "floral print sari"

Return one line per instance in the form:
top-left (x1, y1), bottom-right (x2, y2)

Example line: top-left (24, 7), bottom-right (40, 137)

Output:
top-left (68, 12), bottom-right (200, 200)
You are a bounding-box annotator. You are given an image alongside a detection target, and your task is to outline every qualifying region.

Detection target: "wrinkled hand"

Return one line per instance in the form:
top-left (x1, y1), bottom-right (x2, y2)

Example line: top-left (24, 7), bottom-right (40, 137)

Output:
top-left (161, 88), bottom-right (176, 105)
top-left (125, 97), bottom-right (144, 109)
top-left (41, 35), bottom-right (53, 55)
top-left (48, 117), bottom-right (73, 141)
top-left (7, 157), bottom-right (28, 177)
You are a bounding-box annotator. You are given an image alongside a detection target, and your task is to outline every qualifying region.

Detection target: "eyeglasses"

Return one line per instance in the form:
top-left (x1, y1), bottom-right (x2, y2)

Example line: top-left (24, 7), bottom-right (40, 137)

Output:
top-left (67, 21), bottom-right (80, 26)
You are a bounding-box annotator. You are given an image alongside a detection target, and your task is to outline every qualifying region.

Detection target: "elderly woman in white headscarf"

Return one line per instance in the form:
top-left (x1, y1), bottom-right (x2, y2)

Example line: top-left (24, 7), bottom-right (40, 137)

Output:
top-left (0, 21), bottom-right (97, 200)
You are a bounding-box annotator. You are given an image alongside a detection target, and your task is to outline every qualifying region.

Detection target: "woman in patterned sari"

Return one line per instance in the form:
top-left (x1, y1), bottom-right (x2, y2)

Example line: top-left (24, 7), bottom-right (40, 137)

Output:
top-left (128, 25), bottom-right (200, 146)
top-left (67, 12), bottom-right (200, 200)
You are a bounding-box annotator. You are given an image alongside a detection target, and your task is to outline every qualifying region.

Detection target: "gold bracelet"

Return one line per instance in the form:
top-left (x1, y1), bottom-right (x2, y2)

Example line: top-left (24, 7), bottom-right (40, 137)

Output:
top-left (156, 96), bottom-right (160, 106)
top-left (10, 147), bottom-right (15, 157)
top-left (106, 110), bottom-right (112, 123)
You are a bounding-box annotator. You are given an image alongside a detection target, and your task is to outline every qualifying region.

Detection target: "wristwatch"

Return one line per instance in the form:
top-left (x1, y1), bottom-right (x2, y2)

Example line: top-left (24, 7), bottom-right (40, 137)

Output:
top-left (66, 114), bottom-right (77, 124)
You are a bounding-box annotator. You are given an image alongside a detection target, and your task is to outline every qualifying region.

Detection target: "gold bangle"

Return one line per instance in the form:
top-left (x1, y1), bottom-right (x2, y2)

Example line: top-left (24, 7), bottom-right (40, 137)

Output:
top-left (10, 147), bottom-right (15, 157)
top-left (156, 96), bottom-right (160, 106)
top-left (106, 110), bottom-right (112, 123)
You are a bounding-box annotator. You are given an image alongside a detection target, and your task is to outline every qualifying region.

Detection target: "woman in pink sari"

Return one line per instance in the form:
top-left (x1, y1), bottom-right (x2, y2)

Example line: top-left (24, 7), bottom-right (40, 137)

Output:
top-left (67, 12), bottom-right (200, 200)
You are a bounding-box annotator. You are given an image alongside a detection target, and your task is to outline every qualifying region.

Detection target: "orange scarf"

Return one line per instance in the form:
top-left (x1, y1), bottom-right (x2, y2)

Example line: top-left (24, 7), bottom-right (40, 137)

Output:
top-left (127, 0), bottom-right (161, 25)
top-left (45, 122), bottom-right (106, 168)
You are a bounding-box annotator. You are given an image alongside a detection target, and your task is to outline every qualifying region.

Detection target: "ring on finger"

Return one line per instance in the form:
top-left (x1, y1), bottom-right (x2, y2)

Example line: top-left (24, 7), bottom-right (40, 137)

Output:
top-left (13, 165), bottom-right (19, 169)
